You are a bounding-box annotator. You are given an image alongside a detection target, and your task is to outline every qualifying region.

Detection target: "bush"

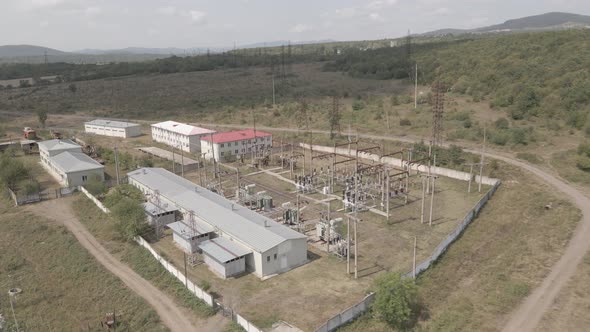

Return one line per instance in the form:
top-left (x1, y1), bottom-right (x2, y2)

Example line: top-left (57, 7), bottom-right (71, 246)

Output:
top-left (111, 198), bottom-right (148, 241)
top-left (490, 130), bottom-right (510, 146)
top-left (399, 118), bottom-right (412, 126)
top-left (510, 128), bottom-right (529, 145)
top-left (576, 156), bottom-right (590, 172)
top-left (373, 273), bottom-right (419, 330)
top-left (199, 280), bottom-right (211, 292)
top-left (0, 152), bottom-right (30, 190)
top-left (84, 175), bottom-right (108, 196)
top-left (495, 118), bottom-right (510, 130)
top-left (577, 143), bottom-right (590, 158)
top-left (352, 100), bottom-right (365, 111)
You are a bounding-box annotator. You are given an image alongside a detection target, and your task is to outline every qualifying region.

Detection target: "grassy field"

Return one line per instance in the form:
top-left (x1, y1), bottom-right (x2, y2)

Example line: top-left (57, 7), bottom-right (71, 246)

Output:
top-left (0, 197), bottom-right (167, 332)
top-left (338, 161), bottom-right (581, 331)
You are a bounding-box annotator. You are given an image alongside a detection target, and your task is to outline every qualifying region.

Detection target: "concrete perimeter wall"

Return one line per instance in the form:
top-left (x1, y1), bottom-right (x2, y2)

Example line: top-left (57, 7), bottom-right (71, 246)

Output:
top-left (301, 143), bottom-right (499, 186)
top-left (79, 185), bottom-right (110, 213)
top-left (315, 293), bottom-right (375, 332)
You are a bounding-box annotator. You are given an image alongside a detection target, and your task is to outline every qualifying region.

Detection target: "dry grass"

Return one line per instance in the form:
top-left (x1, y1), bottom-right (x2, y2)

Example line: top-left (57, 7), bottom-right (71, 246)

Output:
top-left (0, 197), bottom-right (167, 332)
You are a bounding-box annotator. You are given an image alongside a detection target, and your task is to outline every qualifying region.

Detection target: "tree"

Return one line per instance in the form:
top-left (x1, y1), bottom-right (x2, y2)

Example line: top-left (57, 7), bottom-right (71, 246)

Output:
top-left (37, 109), bottom-right (48, 128)
top-left (84, 175), bottom-right (108, 196)
top-left (110, 197), bottom-right (148, 241)
top-left (0, 153), bottom-right (30, 190)
top-left (68, 83), bottom-right (77, 94)
top-left (373, 273), bottom-right (419, 330)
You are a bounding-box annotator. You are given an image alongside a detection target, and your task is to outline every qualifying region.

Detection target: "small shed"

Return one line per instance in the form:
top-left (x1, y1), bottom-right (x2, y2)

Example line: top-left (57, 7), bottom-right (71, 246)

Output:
top-left (199, 237), bottom-right (251, 279)
top-left (167, 221), bottom-right (214, 253)
top-left (143, 201), bottom-right (177, 226)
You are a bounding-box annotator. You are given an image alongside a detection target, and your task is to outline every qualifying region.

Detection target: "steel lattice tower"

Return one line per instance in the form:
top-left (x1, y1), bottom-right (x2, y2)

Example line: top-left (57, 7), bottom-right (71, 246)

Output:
top-left (431, 81), bottom-right (445, 147)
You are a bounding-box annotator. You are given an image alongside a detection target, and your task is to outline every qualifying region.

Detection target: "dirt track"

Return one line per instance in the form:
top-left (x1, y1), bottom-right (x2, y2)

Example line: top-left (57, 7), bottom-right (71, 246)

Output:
top-left (198, 123), bottom-right (590, 332)
top-left (27, 198), bottom-right (225, 332)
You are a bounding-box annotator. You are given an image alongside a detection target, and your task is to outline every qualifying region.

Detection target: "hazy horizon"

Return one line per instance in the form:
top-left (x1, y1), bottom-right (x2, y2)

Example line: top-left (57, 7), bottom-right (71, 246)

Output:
top-left (1, 0), bottom-right (589, 51)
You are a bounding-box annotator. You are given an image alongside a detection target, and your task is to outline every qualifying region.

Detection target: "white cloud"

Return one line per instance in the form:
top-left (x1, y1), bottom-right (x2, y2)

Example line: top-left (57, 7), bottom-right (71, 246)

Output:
top-left (335, 7), bottom-right (357, 18)
top-left (428, 7), bottom-right (451, 15)
top-left (21, 0), bottom-right (79, 11)
top-left (189, 10), bottom-right (206, 23)
top-left (366, 0), bottom-right (398, 10)
top-left (290, 23), bottom-right (312, 33)
top-left (369, 13), bottom-right (384, 21)
top-left (157, 6), bottom-right (177, 16)
top-left (85, 6), bottom-right (101, 16)
top-left (39, 20), bottom-right (49, 27)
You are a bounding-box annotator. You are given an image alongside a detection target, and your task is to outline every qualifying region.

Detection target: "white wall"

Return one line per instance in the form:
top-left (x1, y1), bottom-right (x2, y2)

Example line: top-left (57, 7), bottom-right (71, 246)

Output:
top-left (66, 168), bottom-right (105, 187)
top-left (201, 136), bottom-right (273, 162)
top-left (85, 124), bottom-right (141, 138)
top-left (151, 126), bottom-right (205, 153)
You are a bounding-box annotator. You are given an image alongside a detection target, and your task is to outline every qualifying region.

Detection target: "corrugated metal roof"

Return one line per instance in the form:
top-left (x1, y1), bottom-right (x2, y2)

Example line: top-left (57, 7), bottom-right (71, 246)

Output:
top-left (200, 129), bottom-right (272, 144)
top-left (37, 139), bottom-right (81, 152)
top-left (128, 168), bottom-right (306, 253)
top-left (151, 121), bottom-right (215, 136)
top-left (51, 151), bottom-right (104, 173)
top-left (143, 201), bottom-right (177, 215)
top-left (85, 119), bottom-right (140, 128)
top-left (199, 237), bottom-right (251, 263)
top-left (167, 221), bottom-right (214, 239)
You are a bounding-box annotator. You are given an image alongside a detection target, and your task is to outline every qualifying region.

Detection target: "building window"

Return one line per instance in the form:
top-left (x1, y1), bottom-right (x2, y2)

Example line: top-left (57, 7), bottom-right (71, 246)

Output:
top-left (267, 256), bottom-right (270, 262)
top-left (274, 253), bottom-right (277, 260)
top-left (235, 149), bottom-right (238, 154)
top-left (221, 152), bottom-right (225, 156)
top-left (234, 142), bottom-right (238, 146)
top-left (220, 143), bottom-right (224, 148)
top-left (82, 175), bottom-right (88, 182)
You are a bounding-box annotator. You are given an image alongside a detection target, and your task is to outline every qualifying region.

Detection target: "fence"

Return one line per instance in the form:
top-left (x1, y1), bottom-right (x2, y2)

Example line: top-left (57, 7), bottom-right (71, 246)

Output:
top-left (79, 186), bottom-right (110, 213)
top-left (135, 236), bottom-right (215, 306)
top-left (316, 293), bottom-right (376, 332)
top-left (403, 180), bottom-right (501, 278)
top-left (301, 143), bottom-right (500, 186)
top-left (6, 188), bottom-right (40, 206)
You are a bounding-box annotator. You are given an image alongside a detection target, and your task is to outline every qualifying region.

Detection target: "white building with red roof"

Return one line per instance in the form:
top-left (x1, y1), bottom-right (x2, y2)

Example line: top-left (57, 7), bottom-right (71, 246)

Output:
top-left (151, 121), bottom-right (215, 153)
top-left (200, 129), bottom-right (272, 162)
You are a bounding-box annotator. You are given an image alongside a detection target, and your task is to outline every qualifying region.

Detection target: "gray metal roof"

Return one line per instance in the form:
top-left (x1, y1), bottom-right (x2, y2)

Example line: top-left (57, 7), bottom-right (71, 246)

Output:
top-left (51, 151), bottom-right (104, 173)
top-left (143, 201), bottom-right (177, 216)
top-left (167, 221), bottom-right (214, 239)
top-left (128, 168), bottom-right (306, 253)
top-left (85, 119), bottom-right (140, 128)
top-left (37, 139), bottom-right (81, 152)
top-left (199, 237), bottom-right (251, 263)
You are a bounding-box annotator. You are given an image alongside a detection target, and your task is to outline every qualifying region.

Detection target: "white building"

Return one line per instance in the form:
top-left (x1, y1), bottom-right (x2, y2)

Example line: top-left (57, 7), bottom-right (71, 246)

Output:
top-left (84, 119), bottom-right (142, 138)
top-left (151, 121), bottom-right (215, 153)
top-left (167, 220), bottom-right (214, 254)
top-left (200, 129), bottom-right (273, 162)
top-left (143, 201), bottom-right (177, 226)
top-left (128, 168), bottom-right (307, 279)
top-left (38, 139), bottom-right (105, 187)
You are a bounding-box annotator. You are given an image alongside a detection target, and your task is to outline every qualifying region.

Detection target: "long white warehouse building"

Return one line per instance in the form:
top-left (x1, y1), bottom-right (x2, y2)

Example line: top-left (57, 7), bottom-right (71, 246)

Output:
top-left (128, 167), bottom-right (308, 279)
top-left (85, 119), bottom-right (142, 138)
top-left (151, 121), bottom-right (215, 153)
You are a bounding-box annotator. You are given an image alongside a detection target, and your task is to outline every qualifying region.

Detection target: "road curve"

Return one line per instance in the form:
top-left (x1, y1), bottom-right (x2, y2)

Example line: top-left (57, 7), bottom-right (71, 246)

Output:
top-left (27, 198), bottom-right (221, 332)
top-left (198, 122), bottom-right (590, 332)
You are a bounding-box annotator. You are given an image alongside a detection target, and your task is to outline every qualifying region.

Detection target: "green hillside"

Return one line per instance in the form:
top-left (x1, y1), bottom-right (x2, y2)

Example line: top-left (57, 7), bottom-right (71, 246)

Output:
top-left (326, 30), bottom-right (590, 127)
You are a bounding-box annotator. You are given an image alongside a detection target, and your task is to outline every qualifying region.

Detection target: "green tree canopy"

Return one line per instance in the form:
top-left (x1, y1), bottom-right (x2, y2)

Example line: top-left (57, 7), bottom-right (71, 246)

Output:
top-left (373, 272), bottom-right (419, 330)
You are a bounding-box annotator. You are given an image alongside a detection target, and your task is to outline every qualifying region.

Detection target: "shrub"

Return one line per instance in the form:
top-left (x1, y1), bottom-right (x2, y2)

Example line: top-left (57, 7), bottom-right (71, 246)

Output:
top-left (495, 118), bottom-right (510, 130)
top-left (490, 130), bottom-right (510, 146)
top-left (352, 100), bottom-right (365, 111)
top-left (199, 280), bottom-right (211, 292)
top-left (577, 143), bottom-right (590, 158)
top-left (399, 118), bottom-right (412, 126)
top-left (510, 128), bottom-right (529, 145)
top-left (576, 156), bottom-right (590, 172)
top-left (85, 175), bottom-right (108, 196)
top-left (373, 273), bottom-right (419, 330)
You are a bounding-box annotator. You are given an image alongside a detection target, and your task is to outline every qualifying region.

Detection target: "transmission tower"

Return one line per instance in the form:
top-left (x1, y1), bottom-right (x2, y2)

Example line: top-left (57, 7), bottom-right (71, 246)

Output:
top-left (431, 81), bottom-right (445, 147)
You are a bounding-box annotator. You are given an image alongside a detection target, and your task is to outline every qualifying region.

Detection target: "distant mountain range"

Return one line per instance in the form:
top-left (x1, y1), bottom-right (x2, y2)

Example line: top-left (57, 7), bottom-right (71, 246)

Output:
top-left (1, 12), bottom-right (588, 62)
top-left (420, 12), bottom-right (590, 36)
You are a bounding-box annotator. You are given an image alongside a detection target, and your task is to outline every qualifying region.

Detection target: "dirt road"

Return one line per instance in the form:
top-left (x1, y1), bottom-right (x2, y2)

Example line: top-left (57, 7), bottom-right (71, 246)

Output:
top-left (197, 123), bottom-right (590, 332)
top-left (27, 197), bottom-right (226, 332)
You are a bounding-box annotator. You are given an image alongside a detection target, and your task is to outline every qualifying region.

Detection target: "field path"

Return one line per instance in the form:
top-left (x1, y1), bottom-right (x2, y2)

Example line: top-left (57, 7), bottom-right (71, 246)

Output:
top-left (198, 122), bottom-right (590, 332)
top-left (27, 197), bottom-right (225, 332)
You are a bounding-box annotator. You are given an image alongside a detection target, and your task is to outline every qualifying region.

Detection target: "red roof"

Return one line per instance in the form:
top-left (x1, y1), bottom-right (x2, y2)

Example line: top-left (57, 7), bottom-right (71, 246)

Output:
top-left (201, 129), bottom-right (272, 144)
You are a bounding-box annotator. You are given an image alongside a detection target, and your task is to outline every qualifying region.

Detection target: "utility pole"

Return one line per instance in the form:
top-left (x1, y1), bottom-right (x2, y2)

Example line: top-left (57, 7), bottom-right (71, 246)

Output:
top-left (183, 251), bottom-right (188, 287)
top-left (114, 145), bottom-right (120, 185)
top-left (171, 145), bottom-right (176, 174)
top-left (421, 176), bottom-right (426, 224)
top-left (429, 154), bottom-right (437, 226)
top-left (347, 215), bottom-right (351, 274)
top-left (180, 145), bottom-right (184, 178)
top-left (479, 126), bottom-right (487, 193)
top-left (413, 236), bottom-right (417, 279)
top-left (354, 216), bottom-right (358, 279)
top-left (414, 63), bottom-right (418, 109)
top-left (468, 164), bottom-right (474, 193)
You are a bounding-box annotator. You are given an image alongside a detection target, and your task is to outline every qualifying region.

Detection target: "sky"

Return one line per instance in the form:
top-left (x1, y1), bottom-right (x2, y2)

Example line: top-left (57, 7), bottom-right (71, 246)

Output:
top-left (1, 0), bottom-right (589, 51)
